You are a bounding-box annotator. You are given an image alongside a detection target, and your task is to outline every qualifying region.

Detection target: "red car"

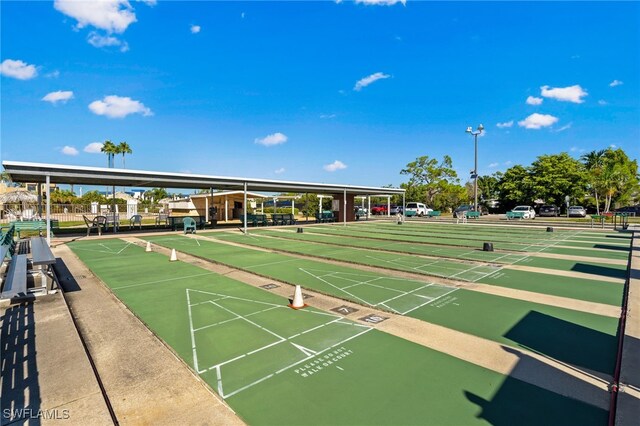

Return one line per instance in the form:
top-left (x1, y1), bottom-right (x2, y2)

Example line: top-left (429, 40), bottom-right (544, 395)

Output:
top-left (371, 205), bottom-right (388, 215)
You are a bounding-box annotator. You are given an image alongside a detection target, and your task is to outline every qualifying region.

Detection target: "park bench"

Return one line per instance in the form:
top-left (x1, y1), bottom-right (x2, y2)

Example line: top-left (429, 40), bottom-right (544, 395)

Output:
top-left (506, 211), bottom-right (525, 220)
top-left (284, 213), bottom-right (297, 225)
top-left (30, 236), bottom-right (57, 291)
top-left (254, 214), bottom-right (268, 226)
top-left (404, 210), bottom-right (416, 217)
top-left (4, 220), bottom-right (60, 239)
top-left (466, 211), bottom-right (480, 219)
top-left (271, 213), bottom-right (285, 226)
top-left (315, 211), bottom-right (335, 223)
top-left (240, 214), bottom-right (258, 227)
top-left (427, 210), bottom-right (441, 218)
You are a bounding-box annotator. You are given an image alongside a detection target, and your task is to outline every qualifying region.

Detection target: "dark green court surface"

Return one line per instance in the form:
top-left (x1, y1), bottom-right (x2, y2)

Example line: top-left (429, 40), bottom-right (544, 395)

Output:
top-left (145, 234), bottom-right (620, 376)
top-left (67, 239), bottom-right (608, 425)
top-left (201, 231), bottom-right (625, 306)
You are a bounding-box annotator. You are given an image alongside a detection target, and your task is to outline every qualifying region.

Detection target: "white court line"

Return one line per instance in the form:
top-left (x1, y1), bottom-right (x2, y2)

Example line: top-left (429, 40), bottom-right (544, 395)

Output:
top-left (377, 284), bottom-right (432, 306)
top-left (401, 288), bottom-right (459, 315)
top-left (299, 268), bottom-right (371, 306)
top-left (245, 259), bottom-right (299, 269)
top-left (209, 300), bottom-right (287, 340)
top-left (186, 289), bottom-right (200, 373)
top-left (193, 304), bottom-right (281, 332)
top-left (98, 243), bottom-right (114, 252)
top-left (116, 241), bottom-right (134, 255)
top-left (223, 327), bottom-right (374, 399)
top-left (112, 271), bottom-right (216, 290)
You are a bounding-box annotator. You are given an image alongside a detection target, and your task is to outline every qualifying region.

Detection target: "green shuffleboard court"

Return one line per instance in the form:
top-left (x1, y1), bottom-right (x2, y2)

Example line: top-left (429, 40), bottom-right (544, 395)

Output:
top-left (67, 239), bottom-right (608, 424)
top-left (201, 231), bottom-right (625, 306)
top-left (145, 234), bottom-right (620, 376)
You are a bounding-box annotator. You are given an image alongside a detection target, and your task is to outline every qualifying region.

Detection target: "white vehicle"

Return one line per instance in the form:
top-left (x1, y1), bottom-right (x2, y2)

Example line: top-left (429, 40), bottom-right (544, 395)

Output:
top-left (404, 202), bottom-right (432, 217)
top-left (511, 205), bottom-right (536, 219)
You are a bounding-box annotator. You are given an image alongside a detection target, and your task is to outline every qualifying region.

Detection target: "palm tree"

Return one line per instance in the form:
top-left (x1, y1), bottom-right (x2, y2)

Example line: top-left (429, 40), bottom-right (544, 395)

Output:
top-left (101, 140), bottom-right (118, 168)
top-left (117, 141), bottom-right (132, 168)
top-left (581, 150), bottom-right (606, 214)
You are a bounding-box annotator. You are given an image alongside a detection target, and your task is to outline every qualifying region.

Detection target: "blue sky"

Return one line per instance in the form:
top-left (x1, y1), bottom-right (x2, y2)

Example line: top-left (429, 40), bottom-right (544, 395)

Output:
top-left (1, 0), bottom-right (639, 189)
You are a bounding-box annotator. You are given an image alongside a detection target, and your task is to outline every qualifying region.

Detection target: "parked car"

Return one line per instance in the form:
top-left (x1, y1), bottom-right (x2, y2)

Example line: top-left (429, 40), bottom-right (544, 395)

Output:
top-left (454, 205), bottom-right (474, 216)
top-left (511, 205), bottom-right (536, 219)
top-left (538, 204), bottom-right (560, 217)
top-left (354, 208), bottom-right (367, 219)
top-left (615, 205), bottom-right (640, 216)
top-left (405, 202), bottom-right (432, 217)
top-left (370, 205), bottom-right (388, 215)
top-left (568, 206), bottom-right (587, 217)
top-left (454, 205), bottom-right (488, 215)
top-left (389, 205), bottom-right (402, 215)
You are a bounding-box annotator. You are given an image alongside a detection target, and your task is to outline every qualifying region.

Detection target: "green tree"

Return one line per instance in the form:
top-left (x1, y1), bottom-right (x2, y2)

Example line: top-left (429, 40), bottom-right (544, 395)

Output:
top-left (600, 148), bottom-right (639, 212)
top-left (581, 149), bottom-right (607, 214)
top-left (101, 140), bottom-right (118, 168)
top-left (144, 188), bottom-right (169, 203)
top-left (528, 153), bottom-right (586, 206)
top-left (497, 165), bottom-right (531, 209)
top-left (80, 190), bottom-right (108, 205)
top-left (400, 155), bottom-right (458, 206)
top-left (117, 141), bottom-right (132, 168)
top-left (477, 174), bottom-right (501, 201)
top-left (50, 189), bottom-right (78, 204)
top-left (432, 182), bottom-right (467, 212)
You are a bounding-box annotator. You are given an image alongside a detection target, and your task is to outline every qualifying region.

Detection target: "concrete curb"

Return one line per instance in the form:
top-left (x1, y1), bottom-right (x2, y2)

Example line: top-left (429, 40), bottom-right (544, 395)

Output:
top-left (615, 232), bottom-right (640, 424)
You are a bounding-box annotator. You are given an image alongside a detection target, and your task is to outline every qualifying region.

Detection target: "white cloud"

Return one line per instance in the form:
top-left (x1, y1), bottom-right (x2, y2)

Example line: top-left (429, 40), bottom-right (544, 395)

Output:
top-left (609, 80), bottom-right (623, 87)
top-left (320, 113), bottom-right (336, 119)
top-left (42, 90), bottom-right (74, 104)
top-left (87, 32), bottom-right (129, 51)
top-left (354, 72), bottom-right (390, 91)
top-left (255, 132), bottom-right (288, 146)
top-left (88, 95), bottom-right (153, 118)
top-left (61, 146), bottom-right (79, 156)
top-left (54, 0), bottom-right (137, 33)
top-left (488, 162), bottom-right (499, 168)
top-left (518, 113), bottom-right (559, 129)
top-left (496, 120), bottom-right (513, 128)
top-left (569, 146), bottom-right (585, 153)
top-left (45, 70), bottom-right (60, 79)
top-left (190, 25), bottom-right (201, 34)
top-left (526, 96), bottom-right (543, 105)
top-left (0, 59), bottom-right (38, 80)
top-left (504, 161), bottom-right (512, 166)
top-left (540, 85), bottom-right (588, 103)
top-left (598, 100), bottom-right (608, 106)
top-left (355, 0), bottom-right (406, 5)
top-left (610, 144), bottom-right (617, 148)
top-left (84, 142), bottom-right (104, 153)
top-left (274, 168), bottom-right (285, 174)
top-left (324, 160), bottom-right (347, 172)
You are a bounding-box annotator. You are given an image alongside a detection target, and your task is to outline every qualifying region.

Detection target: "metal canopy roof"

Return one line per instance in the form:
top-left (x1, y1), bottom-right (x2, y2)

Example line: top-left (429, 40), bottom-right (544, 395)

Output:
top-left (2, 161), bottom-right (404, 196)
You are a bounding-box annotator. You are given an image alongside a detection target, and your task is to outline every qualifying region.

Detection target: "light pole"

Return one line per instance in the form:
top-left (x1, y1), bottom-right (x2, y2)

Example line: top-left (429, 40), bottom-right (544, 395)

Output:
top-left (465, 124), bottom-right (484, 212)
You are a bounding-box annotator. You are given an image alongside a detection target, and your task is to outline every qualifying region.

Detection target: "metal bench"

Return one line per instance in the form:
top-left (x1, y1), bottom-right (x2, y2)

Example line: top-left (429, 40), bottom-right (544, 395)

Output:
top-left (30, 236), bottom-right (56, 291)
top-left (506, 211), bottom-right (525, 220)
top-left (427, 210), bottom-right (441, 218)
top-left (466, 211), bottom-right (480, 219)
top-left (1, 254), bottom-right (28, 301)
top-left (8, 220), bottom-right (60, 239)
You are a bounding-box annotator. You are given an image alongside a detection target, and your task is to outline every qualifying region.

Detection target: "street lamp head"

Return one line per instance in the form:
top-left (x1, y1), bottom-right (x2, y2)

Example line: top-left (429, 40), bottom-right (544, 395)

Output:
top-left (466, 126), bottom-right (473, 133)
top-left (478, 124), bottom-right (484, 132)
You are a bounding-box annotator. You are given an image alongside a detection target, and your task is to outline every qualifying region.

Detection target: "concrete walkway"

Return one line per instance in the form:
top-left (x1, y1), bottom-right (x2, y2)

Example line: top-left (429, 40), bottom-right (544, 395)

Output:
top-left (616, 233), bottom-right (640, 425)
top-left (52, 245), bottom-right (244, 426)
top-left (0, 293), bottom-right (112, 425)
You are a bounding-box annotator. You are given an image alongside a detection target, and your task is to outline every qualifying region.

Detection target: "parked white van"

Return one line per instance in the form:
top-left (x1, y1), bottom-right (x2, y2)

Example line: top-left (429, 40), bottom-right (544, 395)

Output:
top-left (405, 202), bottom-right (432, 217)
